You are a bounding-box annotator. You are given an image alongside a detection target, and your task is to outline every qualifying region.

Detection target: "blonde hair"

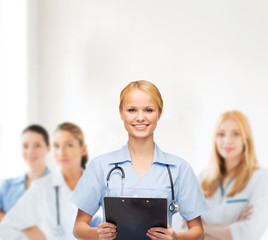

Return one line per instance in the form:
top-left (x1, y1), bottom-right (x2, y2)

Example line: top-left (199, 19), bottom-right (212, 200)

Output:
top-left (119, 80), bottom-right (163, 114)
top-left (55, 122), bottom-right (88, 169)
top-left (201, 110), bottom-right (259, 197)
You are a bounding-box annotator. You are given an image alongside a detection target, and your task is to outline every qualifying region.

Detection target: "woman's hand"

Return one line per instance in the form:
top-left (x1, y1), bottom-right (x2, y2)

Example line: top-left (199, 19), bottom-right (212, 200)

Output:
top-left (22, 226), bottom-right (46, 240)
top-left (97, 222), bottom-right (117, 240)
top-left (147, 225), bottom-right (177, 240)
top-left (238, 205), bottom-right (253, 222)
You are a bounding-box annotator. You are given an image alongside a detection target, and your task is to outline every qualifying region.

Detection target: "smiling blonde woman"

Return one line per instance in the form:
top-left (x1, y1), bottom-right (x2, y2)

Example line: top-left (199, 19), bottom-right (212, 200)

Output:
top-left (72, 80), bottom-right (208, 240)
top-left (200, 110), bottom-right (268, 240)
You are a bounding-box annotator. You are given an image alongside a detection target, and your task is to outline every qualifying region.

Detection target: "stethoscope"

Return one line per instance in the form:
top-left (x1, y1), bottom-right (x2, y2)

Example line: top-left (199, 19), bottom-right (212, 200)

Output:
top-left (53, 186), bottom-right (65, 237)
top-left (106, 163), bottom-right (180, 213)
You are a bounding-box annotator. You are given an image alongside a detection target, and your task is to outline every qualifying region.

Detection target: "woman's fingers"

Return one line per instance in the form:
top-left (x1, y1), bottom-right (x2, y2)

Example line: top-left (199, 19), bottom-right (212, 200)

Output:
top-left (147, 225), bottom-right (175, 240)
top-left (97, 222), bottom-right (117, 240)
top-left (238, 205), bottom-right (253, 221)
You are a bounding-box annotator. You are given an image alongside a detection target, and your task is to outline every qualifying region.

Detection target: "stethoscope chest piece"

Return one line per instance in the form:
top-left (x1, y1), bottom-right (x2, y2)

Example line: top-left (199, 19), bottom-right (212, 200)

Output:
top-left (169, 200), bottom-right (180, 213)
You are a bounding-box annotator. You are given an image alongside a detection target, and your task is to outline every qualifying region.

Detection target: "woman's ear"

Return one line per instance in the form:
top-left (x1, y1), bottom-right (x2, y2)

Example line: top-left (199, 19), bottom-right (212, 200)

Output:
top-left (120, 108), bottom-right (124, 121)
top-left (81, 144), bottom-right (87, 156)
top-left (157, 110), bottom-right (162, 121)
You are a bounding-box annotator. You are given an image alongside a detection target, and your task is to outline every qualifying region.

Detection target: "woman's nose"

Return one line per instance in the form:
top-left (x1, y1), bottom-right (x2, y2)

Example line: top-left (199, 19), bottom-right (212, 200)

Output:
top-left (137, 110), bottom-right (145, 122)
top-left (59, 147), bottom-right (66, 157)
top-left (26, 146), bottom-right (34, 155)
top-left (224, 135), bottom-right (232, 144)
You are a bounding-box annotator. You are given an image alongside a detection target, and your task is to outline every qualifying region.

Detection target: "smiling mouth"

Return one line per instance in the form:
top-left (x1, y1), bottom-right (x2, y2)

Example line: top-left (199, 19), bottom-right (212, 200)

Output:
top-left (59, 159), bottom-right (68, 163)
top-left (28, 158), bottom-right (38, 161)
top-left (133, 124), bottom-right (149, 129)
top-left (223, 148), bottom-right (234, 152)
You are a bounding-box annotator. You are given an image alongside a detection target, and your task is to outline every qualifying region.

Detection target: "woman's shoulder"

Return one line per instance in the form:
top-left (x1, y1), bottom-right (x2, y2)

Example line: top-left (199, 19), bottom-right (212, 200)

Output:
top-left (0, 175), bottom-right (25, 190)
top-left (91, 150), bottom-right (121, 161)
top-left (90, 145), bottom-right (129, 165)
top-left (30, 171), bottom-right (53, 188)
top-left (245, 168), bottom-right (268, 198)
top-left (157, 146), bottom-right (191, 168)
top-left (251, 168), bottom-right (268, 182)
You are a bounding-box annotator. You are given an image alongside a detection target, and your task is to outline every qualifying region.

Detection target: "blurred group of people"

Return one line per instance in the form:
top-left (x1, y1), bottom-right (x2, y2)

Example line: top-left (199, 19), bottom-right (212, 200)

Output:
top-left (0, 80), bottom-right (267, 240)
top-left (0, 123), bottom-right (102, 240)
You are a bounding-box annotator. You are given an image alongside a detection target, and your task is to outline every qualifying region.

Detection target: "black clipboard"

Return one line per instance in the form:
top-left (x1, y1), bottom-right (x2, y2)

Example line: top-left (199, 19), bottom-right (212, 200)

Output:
top-left (104, 197), bottom-right (167, 240)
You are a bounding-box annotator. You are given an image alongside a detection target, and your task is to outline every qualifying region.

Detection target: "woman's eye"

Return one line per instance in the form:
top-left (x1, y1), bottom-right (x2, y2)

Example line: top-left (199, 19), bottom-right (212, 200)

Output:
top-left (35, 144), bottom-right (41, 148)
top-left (233, 132), bottom-right (240, 136)
top-left (67, 144), bottom-right (73, 148)
top-left (53, 145), bottom-right (59, 149)
top-left (128, 109), bottom-right (136, 112)
top-left (145, 109), bottom-right (153, 113)
top-left (218, 132), bottom-right (224, 137)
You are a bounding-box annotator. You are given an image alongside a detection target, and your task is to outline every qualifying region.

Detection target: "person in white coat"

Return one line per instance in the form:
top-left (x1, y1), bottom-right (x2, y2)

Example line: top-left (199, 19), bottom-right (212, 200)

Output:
top-left (0, 122), bottom-right (102, 240)
top-left (200, 110), bottom-right (268, 240)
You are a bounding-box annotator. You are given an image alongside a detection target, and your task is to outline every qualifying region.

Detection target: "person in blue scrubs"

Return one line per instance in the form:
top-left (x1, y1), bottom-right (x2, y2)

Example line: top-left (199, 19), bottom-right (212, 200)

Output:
top-left (0, 125), bottom-right (50, 222)
top-left (72, 80), bottom-right (208, 240)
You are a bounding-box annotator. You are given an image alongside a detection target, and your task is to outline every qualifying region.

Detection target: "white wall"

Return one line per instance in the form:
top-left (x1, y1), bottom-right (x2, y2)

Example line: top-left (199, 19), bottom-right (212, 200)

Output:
top-left (1, 0), bottom-right (268, 177)
top-left (0, 0), bottom-right (28, 179)
top-left (25, 0), bottom-right (268, 173)
top-left (1, 1), bottom-right (267, 237)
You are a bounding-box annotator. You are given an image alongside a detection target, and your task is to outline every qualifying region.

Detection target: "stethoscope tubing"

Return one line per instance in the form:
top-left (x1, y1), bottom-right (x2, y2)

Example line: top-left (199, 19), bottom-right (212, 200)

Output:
top-left (106, 163), bottom-right (179, 213)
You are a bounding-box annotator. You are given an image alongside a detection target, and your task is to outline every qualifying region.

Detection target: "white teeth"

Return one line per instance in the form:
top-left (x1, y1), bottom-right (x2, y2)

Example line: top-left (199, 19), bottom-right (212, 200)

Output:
top-left (135, 125), bottom-right (146, 128)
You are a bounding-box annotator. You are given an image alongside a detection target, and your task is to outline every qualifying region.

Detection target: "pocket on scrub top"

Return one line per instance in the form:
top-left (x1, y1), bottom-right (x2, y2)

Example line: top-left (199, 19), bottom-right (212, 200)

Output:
top-left (226, 198), bottom-right (248, 203)
top-left (223, 198), bottom-right (248, 222)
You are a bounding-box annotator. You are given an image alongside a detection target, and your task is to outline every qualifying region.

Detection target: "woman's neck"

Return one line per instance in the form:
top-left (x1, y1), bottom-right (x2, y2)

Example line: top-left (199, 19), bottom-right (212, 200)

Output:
top-left (222, 157), bottom-right (241, 187)
top-left (224, 156), bottom-right (241, 176)
top-left (128, 136), bottom-right (154, 178)
top-left (62, 167), bottom-right (83, 191)
top-left (128, 137), bottom-right (154, 161)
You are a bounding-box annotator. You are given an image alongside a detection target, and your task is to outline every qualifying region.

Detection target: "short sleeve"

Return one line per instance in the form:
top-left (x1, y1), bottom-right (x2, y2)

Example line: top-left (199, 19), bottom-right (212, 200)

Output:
top-left (1, 181), bottom-right (42, 230)
top-left (71, 158), bottom-right (104, 216)
top-left (0, 180), bottom-right (7, 211)
top-left (176, 162), bottom-right (208, 221)
top-left (230, 169), bottom-right (268, 240)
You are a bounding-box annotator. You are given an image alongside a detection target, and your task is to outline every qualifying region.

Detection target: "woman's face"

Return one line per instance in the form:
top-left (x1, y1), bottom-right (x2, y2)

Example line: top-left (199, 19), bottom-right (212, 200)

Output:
top-left (22, 131), bottom-right (49, 168)
top-left (53, 130), bottom-right (86, 170)
top-left (216, 118), bottom-right (244, 167)
top-left (120, 89), bottom-right (161, 141)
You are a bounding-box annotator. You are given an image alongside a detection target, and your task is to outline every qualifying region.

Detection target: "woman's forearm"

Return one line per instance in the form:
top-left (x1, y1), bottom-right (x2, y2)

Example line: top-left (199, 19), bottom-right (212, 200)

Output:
top-left (203, 224), bottom-right (232, 240)
top-left (22, 226), bottom-right (46, 240)
top-left (176, 225), bottom-right (204, 240)
top-left (73, 222), bottom-right (98, 240)
top-left (0, 210), bottom-right (5, 222)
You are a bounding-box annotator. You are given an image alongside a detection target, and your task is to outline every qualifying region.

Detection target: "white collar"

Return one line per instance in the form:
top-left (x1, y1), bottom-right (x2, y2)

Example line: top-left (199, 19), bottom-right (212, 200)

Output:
top-left (51, 169), bottom-right (65, 187)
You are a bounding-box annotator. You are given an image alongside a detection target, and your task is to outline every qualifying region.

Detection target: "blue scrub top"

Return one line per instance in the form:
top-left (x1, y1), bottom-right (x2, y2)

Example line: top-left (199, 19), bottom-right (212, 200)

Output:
top-left (0, 168), bottom-right (50, 213)
top-left (72, 143), bottom-right (208, 225)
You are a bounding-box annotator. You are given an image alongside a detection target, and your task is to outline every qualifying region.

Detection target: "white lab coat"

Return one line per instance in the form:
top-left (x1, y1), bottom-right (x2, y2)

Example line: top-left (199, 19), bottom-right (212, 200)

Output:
top-left (0, 170), bottom-right (102, 240)
top-left (201, 168), bottom-right (268, 240)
